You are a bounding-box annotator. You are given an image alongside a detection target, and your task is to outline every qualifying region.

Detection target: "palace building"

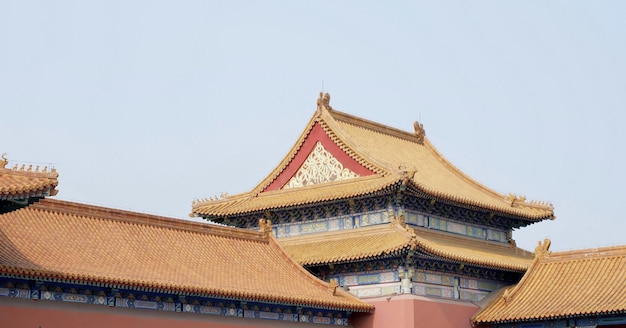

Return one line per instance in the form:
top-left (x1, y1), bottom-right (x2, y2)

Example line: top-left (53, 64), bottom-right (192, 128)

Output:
top-left (191, 93), bottom-right (557, 327)
top-left (1, 94), bottom-right (624, 327)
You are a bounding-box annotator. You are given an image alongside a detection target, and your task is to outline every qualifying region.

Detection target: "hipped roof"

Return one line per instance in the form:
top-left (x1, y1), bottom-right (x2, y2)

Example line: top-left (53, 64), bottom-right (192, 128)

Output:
top-left (472, 244), bottom-right (626, 324)
top-left (0, 199), bottom-right (372, 312)
top-left (192, 104), bottom-right (553, 222)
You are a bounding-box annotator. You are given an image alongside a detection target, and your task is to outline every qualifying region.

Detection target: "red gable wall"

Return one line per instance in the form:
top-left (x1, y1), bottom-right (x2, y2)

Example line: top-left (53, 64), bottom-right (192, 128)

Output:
top-left (263, 122), bottom-right (375, 192)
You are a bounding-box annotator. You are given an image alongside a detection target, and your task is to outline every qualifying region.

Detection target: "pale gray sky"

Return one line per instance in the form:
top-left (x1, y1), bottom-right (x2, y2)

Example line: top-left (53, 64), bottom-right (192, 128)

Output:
top-left (2, 1), bottom-right (624, 251)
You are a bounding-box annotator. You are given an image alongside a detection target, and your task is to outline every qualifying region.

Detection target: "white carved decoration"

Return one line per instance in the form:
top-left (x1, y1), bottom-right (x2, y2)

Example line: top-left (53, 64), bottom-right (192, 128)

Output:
top-left (284, 142), bottom-right (359, 189)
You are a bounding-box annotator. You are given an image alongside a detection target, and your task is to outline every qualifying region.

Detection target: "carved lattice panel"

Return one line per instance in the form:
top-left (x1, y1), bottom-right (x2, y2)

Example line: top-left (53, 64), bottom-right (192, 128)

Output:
top-left (284, 142), bottom-right (358, 189)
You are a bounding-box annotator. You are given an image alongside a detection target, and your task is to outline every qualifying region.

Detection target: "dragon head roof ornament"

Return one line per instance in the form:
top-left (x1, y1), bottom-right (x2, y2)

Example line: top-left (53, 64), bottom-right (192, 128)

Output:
top-left (317, 92), bottom-right (332, 111)
top-left (413, 121), bottom-right (425, 145)
top-left (534, 239), bottom-right (552, 259)
top-left (1, 153), bottom-right (7, 168)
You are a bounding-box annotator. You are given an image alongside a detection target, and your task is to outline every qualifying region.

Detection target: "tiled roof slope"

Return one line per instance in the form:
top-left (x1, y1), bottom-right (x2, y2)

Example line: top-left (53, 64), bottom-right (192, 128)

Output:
top-left (411, 227), bottom-right (533, 272)
top-left (0, 156), bottom-right (58, 200)
top-left (279, 224), bottom-right (533, 272)
top-left (0, 199), bottom-right (372, 312)
top-left (280, 224), bottom-right (414, 266)
top-left (472, 244), bottom-right (626, 325)
top-left (192, 103), bottom-right (553, 221)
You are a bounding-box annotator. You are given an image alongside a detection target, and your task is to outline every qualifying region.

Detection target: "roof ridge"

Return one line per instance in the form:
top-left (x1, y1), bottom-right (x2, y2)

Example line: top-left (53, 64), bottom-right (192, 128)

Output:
top-left (545, 244), bottom-right (626, 260)
top-left (0, 166), bottom-right (59, 178)
top-left (32, 199), bottom-right (266, 241)
top-left (318, 109), bottom-right (389, 175)
top-left (327, 108), bottom-right (422, 144)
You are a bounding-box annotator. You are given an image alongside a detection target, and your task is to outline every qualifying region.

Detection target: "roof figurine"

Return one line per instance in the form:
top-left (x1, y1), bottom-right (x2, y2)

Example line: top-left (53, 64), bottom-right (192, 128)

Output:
top-left (317, 92), bottom-right (332, 111)
top-left (534, 238), bottom-right (551, 259)
top-left (413, 120), bottom-right (425, 145)
top-left (0, 153), bottom-right (58, 212)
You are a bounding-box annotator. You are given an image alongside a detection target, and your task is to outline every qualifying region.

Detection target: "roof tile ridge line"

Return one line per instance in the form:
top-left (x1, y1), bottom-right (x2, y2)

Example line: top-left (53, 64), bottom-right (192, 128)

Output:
top-left (266, 232), bottom-right (373, 311)
top-left (422, 138), bottom-right (554, 213)
top-left (318, 109), bottom-right (388, 175)
top-left (548, 244), bottom-right (626, 260)
top-left (34, 198), bottom-right (265, 242)
top-left (253, 110), bottom-right (321, 195)
top-left (328, 108), bottom-right (423, 144)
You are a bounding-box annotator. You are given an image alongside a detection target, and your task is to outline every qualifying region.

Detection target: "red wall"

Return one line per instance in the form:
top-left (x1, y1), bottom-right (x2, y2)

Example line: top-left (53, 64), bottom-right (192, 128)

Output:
top-left (351, 295), bottom-right (479, 328)
top-left (0, 297), bottom-right (330, 328)
top-left (2, 295), bottom-right (479, 328)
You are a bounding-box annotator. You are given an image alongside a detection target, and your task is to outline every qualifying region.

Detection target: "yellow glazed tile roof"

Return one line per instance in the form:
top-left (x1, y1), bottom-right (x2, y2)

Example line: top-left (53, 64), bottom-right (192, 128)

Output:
top-left (472, 244), bottom-right (626, 324)
top-left (0, 156), bottom-right (58, 200)
top-left (0, 199), bottom-right (372, 312)
top-left (410, 227), bottom-right (533, 272)
top-left (279, 224), bottom-right (533, 271)
top-left (279, 224), bottom-right (414, 266)
top-left (192, 104), bottom-right (554, 221)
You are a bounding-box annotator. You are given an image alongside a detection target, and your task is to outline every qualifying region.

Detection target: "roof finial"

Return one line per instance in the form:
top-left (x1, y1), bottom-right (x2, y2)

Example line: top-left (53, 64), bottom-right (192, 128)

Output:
top-left (534, 239), bottom-right (551, 259)
top-left (258, 218), bottom-right (273, 239)
top-left (317, 92), bottom-right (332, 111)
top-left (329, 279), bottom-right (339, 295)
top-left (413, 121), bottom-right (425, 145)
top-left (0, 153), bottom-right (7, 168)
top-left (502, 288), bottom-right (512, 303)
